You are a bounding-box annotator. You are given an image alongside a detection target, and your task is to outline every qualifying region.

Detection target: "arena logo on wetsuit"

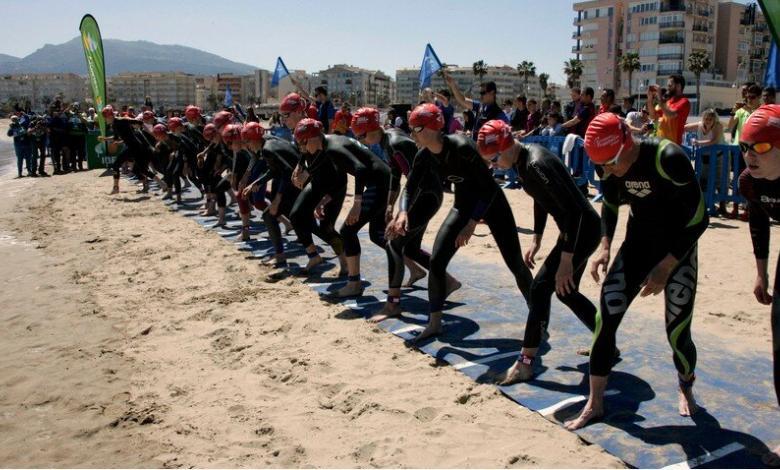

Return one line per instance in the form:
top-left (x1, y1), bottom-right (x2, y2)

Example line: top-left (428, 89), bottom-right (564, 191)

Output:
top-left (665, 253), bottom-right (697, 324)
top-left (624, 180), bottom-right (652, 198)
top-left (760, 195), bottom-right (780, 204)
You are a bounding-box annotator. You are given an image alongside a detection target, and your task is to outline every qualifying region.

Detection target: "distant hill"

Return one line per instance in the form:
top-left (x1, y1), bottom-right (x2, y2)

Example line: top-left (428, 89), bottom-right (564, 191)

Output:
top-left (0, 37), bottom-right (257, 75)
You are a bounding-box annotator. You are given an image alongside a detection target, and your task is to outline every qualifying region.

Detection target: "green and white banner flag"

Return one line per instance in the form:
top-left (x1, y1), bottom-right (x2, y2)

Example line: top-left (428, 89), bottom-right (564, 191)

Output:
top-left (79, 14), bottom-right (107, 140)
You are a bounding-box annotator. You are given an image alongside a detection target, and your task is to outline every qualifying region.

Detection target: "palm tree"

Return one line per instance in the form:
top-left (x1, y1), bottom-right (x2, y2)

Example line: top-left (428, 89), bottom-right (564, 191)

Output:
top-left (472, 60), bottom-right (488, 96)
top-left (563, 58), bottom-right (583, 89)
top-left (619, 51), bottom-right (641, 100)
top-left (517, 61), bottom-right (536, 96)
top-left (538, 73), bottom-right (550, 98)
top-left (687, 50), bottom-right (711, 114)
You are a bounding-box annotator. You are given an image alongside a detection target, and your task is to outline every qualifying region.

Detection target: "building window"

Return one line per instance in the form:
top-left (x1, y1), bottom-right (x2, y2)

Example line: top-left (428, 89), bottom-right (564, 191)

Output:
top-left (609, 6), bottom-right (614, 16)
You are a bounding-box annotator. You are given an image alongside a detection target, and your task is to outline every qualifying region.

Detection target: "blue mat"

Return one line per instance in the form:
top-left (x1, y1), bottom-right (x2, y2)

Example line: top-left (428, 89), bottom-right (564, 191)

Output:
top-left (146, 181), bottom-right (777, 468)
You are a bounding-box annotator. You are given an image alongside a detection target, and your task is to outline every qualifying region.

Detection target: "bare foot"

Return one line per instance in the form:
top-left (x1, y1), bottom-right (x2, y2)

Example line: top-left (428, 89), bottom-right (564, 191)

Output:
top-left (413, 315), bottom-right (442, 343)
top-left (762, 444), bottom-right (780, 467)
top-left (334, 282), bottom-right (363, 298)
top-left (368, 302), bottom-right (401, 323)
top-left (445, 277), bottom-right (462, 299)
top-left (498, 361), bottom-right (533, 385)
top-left (304, 254), bottom-right (323, 272)
top-left (110, 186), bottom-right (119, 195)
top-left (564, 405), bottom-right (603, 430)
top-left (176, 195), bottom-right (182, 203)
top-left (678, 385), bottom-right (698, 417)
top-left (404, 266), bottom-right (426, 287)
top-left (241, 227), bottom-right (250, 242)
top-left (264, 267), bottom-right (290, 283)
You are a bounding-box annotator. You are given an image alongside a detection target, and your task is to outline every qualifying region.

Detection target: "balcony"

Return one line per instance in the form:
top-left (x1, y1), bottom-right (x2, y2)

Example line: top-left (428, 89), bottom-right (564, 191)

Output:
top-left (659, 21), bottom-right (685, 29)
top-left (692, 24), bottom-right (709, 32)
top-left (572, 31), bottom-right (581, 39)
top-left (658, 68), bottom-right (684, 76)
top-left (658, 53), bottom-right (684, 61)
top-left (572, 45), bottom-right (582, 54)
top-left (660, 2), bottom-right (685, 13)
top-left (659, 36), bottom-right (685, 44)
top-left (573, 16), bottom-right (582, 26)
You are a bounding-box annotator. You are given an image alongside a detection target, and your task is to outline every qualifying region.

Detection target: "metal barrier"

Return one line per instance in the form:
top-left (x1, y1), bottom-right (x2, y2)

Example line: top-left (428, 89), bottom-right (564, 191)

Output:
top-left (521, 136), bottom-right (745, 215)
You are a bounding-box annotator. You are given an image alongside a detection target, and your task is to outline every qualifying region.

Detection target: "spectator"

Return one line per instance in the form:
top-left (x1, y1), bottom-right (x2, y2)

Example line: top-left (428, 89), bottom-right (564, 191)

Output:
top-left (509, 95), bottom-right (529, 132)
top-left (245, 107), bottom-right (260, 123)
top-left (67, 103), bottom-right (88, 171)
top-left (85, 107), bottom-right (97, 131)
top-left (47, 105), bottom-right (69, 174)
top-left (517, 99), bottom-right (542, 138)
top-left (727, 83), bottom-right (761, 219)
top-left (29, 115), bottom-right (49, 176)
top-left (541, 98), bottom-right (552, 117)
top-left (647, 74), bottom-right (690, 145)
top-left (144, 95), bottom-right (154, 111)
top-left (625, 107), bottom-right (652, 137)
top-left (443, 70), bottom-right (508, 140)
top-left (7, 115), bottom-right (34, 178)
top-left (269, 111), bottom-right (282, 128)
top-left (433, 89), bottom-right (456, 134)
top-left (609, 104), bottom-right (623, 114)
top-left (502, 99), bottom-right (514, 117)
top-left (551, 100), bottom-right (562, 116)
top-left (293, 83), bottom-right (336, 131)
top-left (763, 86), bottom-right (776, 105)
top-left (564, 87), bottom-right (581, 121)
top-left (561, 86), bottom-right (595, 138)
top-left (598, 88), bottom-right (615, 115)
top-left (685, 108), bottom-right (727, 215)
top-left (621, 96), bottom-right (637, 117)
top-left (462, 109), bottom-right (475, 133)
top-left (540, 112), bottom-right (564, 136)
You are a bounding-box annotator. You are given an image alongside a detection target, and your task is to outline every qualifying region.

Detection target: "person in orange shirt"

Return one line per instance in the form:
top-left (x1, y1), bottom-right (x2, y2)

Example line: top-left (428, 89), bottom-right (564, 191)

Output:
top-left (648, 74), bottom-right (690, 145)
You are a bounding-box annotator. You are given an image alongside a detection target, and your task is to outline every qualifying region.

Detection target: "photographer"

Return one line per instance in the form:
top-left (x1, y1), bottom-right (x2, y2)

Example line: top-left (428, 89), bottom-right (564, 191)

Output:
top-left (66, 103), bottom-right (88, 171)
top-left (647, 74), bottom-right (690, 145)
top-left (7, 115), bottom-right (35, 177)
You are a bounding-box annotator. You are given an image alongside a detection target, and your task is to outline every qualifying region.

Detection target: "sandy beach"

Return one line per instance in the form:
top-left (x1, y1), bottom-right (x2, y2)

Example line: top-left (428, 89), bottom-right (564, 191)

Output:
top-left (0, 123), bottom-right (776, 467)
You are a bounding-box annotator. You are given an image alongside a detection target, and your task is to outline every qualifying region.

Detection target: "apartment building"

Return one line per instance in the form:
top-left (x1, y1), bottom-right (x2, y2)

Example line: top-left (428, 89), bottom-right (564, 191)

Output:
top-left (0, 73), bottom-right (87, 110)
top-left (716, 1), bottom-right (771, 85)
top-left (572, 0), bottom-right (623, 92)
top-left (109, 72), bottom-right (197, 109)
top-left (311, 65), bottom-right (394, 106)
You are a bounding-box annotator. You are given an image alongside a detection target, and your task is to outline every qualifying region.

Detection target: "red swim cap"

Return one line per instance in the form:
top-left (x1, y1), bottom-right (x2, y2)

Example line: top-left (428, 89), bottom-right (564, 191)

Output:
top-left (351, 107), bottom-right (381, 136)
top-left (212, 111), bottom-right (234, 129)
top-left (152, 123), bottom-right (167, 135)
top-left (221, 123), bottom-right (243, 143)
top-left (409, 103), bottom-right (444, 131)
top-left (740, 104), bottom-right (780, 149)
top-left (584, 112), bottom-right (632, 164)
top-left (167, 117), bottom-right (183, 131)
top-left (280, 93), bottom-right (306, 114)
top-left (142, 110), bottom-right (155, 121)
top-left (203, 123), bottom-right (217, 140)
top-left (184, 105), bottom-right (202, 121)
top-left (101, 106), bottom-right (114, 118)
top-left (477, 120), bottom-right (514, 156)
top-left (241, 121), bottom-right (266, 141)
top-left (294, 118), bottom-right (324, 142)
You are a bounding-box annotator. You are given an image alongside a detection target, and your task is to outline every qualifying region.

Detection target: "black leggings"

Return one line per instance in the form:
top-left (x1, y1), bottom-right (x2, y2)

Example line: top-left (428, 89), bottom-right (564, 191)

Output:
top-left (214, 178), bottom-right (231, 208)
top-left (429, 191), bottom-right (532, 313)
top-left (772, 253), bottom-right (780, 406)
top-left (290, 183), bottom-right (345, 255)
top-left (591, 239), bottom-right (698, 377)
top-left (387, 190), bottom-right (441, 289)
top-left (340, 184), bottom-right (388, 256)
top-left (523, 216), bottom-right (601, 349)
top-left (112, 148), bottom-right (152, 181)
top-left (262, 186), bottom-right (300, 255)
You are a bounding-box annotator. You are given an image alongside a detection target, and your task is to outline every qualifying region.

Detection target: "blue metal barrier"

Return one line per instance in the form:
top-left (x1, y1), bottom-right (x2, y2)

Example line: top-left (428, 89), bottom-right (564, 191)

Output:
top-left (523, 135), bottom-right (595, 191)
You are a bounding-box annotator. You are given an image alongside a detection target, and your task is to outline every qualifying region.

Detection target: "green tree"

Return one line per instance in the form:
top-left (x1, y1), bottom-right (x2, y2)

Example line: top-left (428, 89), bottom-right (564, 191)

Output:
top-left (619, 51), bottom-right (641, 100)
top-left (517, 61), bottom-right (536, 96)
top-left (563, 58), bottom-right (583, 89)
top-left (687, 50), bottom-right (711, 114)
top-left (538, 73), bottom-right (550, 98)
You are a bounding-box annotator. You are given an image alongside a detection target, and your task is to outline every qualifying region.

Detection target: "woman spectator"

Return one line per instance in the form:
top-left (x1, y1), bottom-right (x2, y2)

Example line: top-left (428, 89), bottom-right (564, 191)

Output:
top-left (685, 108), bottom-right (727, 215)
top-left (539, 112), bottom-right (564, 136)
top-left (462, 109), bottom-right (475, 134)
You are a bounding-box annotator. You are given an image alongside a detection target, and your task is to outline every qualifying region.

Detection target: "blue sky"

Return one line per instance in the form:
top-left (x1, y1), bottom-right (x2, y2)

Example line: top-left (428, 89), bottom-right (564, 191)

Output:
top-left (0, 0), bottom-right (752, 84)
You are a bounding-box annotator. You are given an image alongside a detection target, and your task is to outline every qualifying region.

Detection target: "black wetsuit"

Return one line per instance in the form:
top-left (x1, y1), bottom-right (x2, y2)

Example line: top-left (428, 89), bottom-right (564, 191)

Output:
top-left (111, 119), bottom-right (154, 180)
top-left (173, 131), bottom-right (201, 190)
top-left (383, 130), bottom-right (442, 289)
top-left (593, 139), bottom-right (708, 377)
top-left (515, 144), bottom-right (601, 349)
top-left (252, 136), bottom-right (301, 255)
top-left (739, 169), bottom-right (780, 405)
top-left (201, 142), bottom-right (232, 208)
top-left (423, 134), bottom-right (533, 313)
top-left (155, 136), bottom-right (182, 195)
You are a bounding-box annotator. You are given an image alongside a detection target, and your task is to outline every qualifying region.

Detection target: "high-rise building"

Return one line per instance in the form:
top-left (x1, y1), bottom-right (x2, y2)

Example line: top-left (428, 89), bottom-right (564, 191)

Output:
top-left (572, 0), bottom-right (623, 92)
top-left (312, 65), bottom-right (394, 106)
top-left (108, 72), bottom-right (197, 109)
top-left (395, 65), bottom-right (549, 106)
top-left (716, 2), bottom-right (771, 85)
top-left (0, 73), bottom-right (87, 110)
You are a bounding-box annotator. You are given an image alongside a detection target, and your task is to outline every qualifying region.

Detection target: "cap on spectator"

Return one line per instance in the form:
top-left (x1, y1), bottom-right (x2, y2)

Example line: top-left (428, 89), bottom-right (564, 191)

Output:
top-left (585, 112), bottom-right (632, 164)
top-left (741, 104), bottom-right (780, 149)
top-left (294, 118), bottom-right (324, 142)
top-left (408, 103), bottom-right (444, 131)
top-left (152, 123), bottom-right (168, 135)
top-left (241, 121), bottom-right (265, 141)
top-left (477, 120), bottom-right (514, 157)
top-left (280, 93), bottom-right (306, 114)
top-left (221, 123), bottom-right (243, 143)
top-left (203, 123), bottom-right (217, 140)
top-left (184, 105), bottom-right (202, 120)
top-left (350, 108), bottom-right (381, 136)
top-left (168, 117), bottom-right (183, 131)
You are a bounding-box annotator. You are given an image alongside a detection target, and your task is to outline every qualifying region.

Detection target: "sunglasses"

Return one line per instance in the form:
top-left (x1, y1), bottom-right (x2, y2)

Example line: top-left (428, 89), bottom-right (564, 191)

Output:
top-left (739, 141), bottom-right (773, 154)
top-left (411, 125), bottom-right (425, 133)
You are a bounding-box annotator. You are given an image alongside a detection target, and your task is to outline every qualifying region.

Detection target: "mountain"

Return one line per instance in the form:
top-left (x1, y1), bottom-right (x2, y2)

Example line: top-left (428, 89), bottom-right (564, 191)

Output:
top-left (0, 37), bottom-right (257, 75)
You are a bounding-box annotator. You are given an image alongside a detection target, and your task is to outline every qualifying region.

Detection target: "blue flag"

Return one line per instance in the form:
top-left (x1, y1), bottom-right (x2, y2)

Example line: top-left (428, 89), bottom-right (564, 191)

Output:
top-left (419, 43), bottom-right (443, 90)
top-left (272, 57), bottom-right (290, 87)
top-left (765, 40), bottom-right (780, 88)
top-left (224, 84), bottom-right (233, 107)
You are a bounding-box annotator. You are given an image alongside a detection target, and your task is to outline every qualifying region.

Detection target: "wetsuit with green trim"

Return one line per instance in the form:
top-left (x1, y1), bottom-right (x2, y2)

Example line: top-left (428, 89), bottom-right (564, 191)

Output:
top-left (592, 138), bottom-right (708, 377)
top-left (739, 169), bottom-right (780, 405)
top-left (426, 134), bottom-right (533, 313)
top-left (251, 136), bottom-right (301, 256)
top-left (306, 135), bottom-right (391, 256)
top-left (515, 143), bottom-right (601, 349)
